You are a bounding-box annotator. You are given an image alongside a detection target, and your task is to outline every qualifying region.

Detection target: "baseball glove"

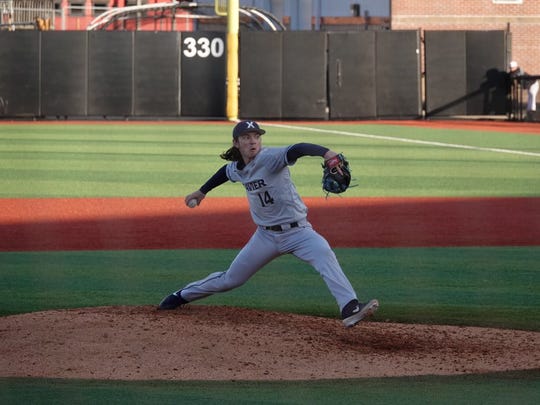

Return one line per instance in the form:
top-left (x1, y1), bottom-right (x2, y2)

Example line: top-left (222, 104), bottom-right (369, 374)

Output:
top-left (322, 153), bottom-right (352, 195)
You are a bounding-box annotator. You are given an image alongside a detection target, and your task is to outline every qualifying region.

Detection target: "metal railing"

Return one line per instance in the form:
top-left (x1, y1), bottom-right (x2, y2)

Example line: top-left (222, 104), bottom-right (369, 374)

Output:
top-left (1, 0), bottom-right (55, 30)
top-left (1, 2), bottom-right (285, 32)
top-left (509, 75), bottom-right (540, 121)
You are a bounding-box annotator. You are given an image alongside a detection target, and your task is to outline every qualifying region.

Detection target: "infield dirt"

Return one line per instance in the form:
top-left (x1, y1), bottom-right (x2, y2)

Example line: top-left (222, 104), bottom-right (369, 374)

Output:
top-left (1, 305), bottom-right (540, 380)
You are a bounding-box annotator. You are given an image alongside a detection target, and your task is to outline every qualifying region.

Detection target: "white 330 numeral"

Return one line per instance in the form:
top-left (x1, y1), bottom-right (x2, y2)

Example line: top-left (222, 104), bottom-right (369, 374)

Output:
top-left (183, 37), bottom-right (225, 58)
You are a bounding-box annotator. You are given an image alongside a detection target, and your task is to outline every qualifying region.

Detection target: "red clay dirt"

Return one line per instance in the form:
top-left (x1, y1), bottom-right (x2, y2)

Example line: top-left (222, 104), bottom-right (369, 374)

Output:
top-left (356, 119), bottom-right (540, 134)
top-left (1, 196), bottom-right (539, 251)
top-left (1, 196), bottom-right (540, 381)
top-left (1, 305), bottom-right (539, 381)
top-left (3, 118), bottom-right (539, 134)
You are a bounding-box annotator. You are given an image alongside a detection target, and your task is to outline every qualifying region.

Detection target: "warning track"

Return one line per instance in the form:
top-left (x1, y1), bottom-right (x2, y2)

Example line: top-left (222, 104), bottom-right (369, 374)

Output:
top-left (1, 196), bottom-right (539, 251)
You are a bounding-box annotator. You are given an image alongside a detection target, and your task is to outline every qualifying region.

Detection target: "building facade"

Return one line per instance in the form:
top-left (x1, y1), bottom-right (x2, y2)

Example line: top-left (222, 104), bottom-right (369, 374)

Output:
top-left (391, 0), bottom-right (540, 75)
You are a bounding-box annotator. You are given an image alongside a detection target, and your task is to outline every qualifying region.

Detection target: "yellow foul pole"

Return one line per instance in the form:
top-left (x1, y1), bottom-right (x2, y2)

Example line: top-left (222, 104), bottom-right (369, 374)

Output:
top-left (226, 0), bottom-right (239, 121)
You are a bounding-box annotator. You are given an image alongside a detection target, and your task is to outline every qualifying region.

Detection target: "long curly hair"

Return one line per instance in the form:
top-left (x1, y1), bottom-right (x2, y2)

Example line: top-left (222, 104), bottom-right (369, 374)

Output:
top-left (220, 146), bottom-right (242, 161)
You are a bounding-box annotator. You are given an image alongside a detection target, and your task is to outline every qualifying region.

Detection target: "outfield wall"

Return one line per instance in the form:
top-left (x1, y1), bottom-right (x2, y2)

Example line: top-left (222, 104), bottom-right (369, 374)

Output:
top-left (0, 30), bottom-right (508, 119)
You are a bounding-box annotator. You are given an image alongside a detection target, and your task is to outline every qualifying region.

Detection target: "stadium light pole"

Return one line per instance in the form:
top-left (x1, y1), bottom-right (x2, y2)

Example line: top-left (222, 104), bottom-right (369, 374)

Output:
top-left (226, 0), bottom-right (239, 121)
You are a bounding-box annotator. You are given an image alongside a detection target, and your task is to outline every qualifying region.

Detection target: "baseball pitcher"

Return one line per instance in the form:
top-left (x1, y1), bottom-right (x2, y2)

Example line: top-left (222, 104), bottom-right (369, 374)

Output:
top-left (159, 120), bottom-right (378, 327)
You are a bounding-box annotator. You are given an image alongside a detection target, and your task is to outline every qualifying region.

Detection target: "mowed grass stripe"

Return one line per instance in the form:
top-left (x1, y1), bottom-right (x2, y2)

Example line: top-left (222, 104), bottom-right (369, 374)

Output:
top-left (284, 122), bottom-right (540, 152)
top-left (0, 123), bottom-right (539, 197)
top-left (265, 122), bottom-right (540, 157)
top-left (1, 247), bottom-right (538, 330)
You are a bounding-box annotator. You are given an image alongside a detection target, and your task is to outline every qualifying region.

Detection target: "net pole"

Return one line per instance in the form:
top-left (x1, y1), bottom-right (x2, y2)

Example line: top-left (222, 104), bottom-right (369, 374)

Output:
top-left (226, 0), bottom-right (239, 121)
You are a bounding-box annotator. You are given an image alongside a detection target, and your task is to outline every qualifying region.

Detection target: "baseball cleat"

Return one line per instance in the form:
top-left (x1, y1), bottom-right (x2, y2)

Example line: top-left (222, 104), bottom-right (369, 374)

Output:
top-left (341, 298), bottom-right (379, 327)
top-left (158, 291), bottom-right (188, 310)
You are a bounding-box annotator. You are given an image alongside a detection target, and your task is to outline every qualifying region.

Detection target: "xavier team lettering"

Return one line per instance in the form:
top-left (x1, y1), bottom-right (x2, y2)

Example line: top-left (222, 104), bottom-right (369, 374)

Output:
top-left (244, 179), bottom-right (275, 207)
top-left (244, 179), bottom-right (267, 191)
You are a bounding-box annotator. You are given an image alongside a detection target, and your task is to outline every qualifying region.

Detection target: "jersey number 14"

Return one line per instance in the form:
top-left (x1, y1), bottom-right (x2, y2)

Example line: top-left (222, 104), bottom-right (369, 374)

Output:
top-left (257, 191), bottom-right (275, 207)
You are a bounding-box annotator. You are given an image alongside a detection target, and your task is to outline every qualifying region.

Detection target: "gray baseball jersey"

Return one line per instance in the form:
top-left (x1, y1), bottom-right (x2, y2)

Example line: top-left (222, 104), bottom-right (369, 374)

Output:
top-left (176, 144), bottom-right (360, 312)
top-left (226, 146), bottom-right (307, 227)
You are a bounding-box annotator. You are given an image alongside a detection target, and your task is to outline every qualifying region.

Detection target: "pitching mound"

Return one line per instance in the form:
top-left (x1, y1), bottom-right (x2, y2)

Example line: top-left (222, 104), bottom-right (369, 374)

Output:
top-left (1, 305), bottom-right (539, 381)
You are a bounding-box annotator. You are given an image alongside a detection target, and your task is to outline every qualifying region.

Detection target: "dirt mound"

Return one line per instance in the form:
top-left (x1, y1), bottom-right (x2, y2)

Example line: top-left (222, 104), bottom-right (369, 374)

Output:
top-left (1, 305), bottom-right (539, 381)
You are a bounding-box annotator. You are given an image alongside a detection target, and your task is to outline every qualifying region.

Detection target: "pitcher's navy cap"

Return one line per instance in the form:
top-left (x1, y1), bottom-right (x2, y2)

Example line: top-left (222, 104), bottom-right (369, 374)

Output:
top-left (232, 120), bottom-right (266, 138)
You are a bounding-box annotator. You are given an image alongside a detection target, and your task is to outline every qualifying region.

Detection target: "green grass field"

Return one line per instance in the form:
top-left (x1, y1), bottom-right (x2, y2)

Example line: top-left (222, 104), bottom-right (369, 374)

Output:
top-left (1, 121), bottom-right (539, 403)
top-left (2, 370), bottom-right (540, 405)
top-left (1, 247), bottom-right (539, 330)
top-left (1, 122), bottom-right (539, 197)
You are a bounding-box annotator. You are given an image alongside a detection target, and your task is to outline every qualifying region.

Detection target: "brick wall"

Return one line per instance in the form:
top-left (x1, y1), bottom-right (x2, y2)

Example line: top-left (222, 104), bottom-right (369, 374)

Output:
top-left (392, 0), bottom-right (540, 75)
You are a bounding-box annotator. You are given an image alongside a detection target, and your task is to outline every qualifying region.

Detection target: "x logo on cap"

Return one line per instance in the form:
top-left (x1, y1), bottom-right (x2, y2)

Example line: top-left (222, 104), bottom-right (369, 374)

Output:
top-left (245, 121), bottom-right (256, 129)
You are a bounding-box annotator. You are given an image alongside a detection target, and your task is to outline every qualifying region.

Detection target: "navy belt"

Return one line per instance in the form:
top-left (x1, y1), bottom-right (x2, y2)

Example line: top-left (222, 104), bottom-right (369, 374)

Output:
top-left (265, 222), bottom-right (299, 232)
